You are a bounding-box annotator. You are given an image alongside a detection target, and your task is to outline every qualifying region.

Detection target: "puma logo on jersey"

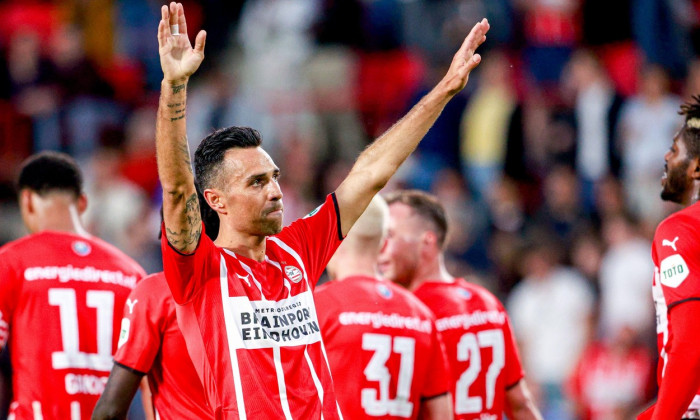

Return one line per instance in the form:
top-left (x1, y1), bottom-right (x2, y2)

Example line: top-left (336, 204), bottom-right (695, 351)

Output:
top-left (126, 299), bottom-right (138, 314)
top-left (237, 273), bottom-right (251, 286)
top-left (662, 237), bottom-right (680, 252)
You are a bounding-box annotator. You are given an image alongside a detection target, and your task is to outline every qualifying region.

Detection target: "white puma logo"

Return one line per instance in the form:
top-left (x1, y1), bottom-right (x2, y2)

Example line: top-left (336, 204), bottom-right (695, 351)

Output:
top-left (662, 237), bottom-right (680, 252)
top-left (126, 299), bottom-right (138, 314)
top-left (237, 273), bottom-right (251, 286)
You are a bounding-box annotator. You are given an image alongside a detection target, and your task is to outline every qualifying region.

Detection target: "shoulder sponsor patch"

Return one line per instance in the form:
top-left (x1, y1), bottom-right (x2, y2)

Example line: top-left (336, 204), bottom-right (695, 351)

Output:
top-left (117, 317), bottom-right (130, 348)
top-left (304, 204), bottom-right (323, 219)
top-left (659, 254), bottom-right (690, 288)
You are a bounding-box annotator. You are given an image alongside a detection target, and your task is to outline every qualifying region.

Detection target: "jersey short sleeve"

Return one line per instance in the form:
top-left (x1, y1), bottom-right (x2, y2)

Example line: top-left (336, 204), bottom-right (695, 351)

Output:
top-left (0, 246), bottom-right (21, 348)
top-left (161, 223), bottom-right (220, 304)
top-left (274, 193), bottom-right (343, 288)
top-left (653, 214), bottom-right (700, 308)
top-left (113, 274), bottom-right (166, 374)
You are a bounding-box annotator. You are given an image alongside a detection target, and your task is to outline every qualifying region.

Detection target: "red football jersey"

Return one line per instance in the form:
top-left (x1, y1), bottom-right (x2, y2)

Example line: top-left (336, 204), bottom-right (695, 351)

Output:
top-left (161, 194), bottom-right (344, 419)
top-left (315, 276), bottom-right (450, 419)
top-left (413, 279), bottom-right (524, 420)
top-left (0, 231), bottom-right (145, 420)
top-left (651, 202), bottom-right (700, 417)
top-left (113, 272), bottom-right (214, 419)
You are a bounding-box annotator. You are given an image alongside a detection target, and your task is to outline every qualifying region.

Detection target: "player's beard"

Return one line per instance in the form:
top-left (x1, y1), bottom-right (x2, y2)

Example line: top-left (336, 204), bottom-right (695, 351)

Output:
top-left (661, 159), bottom-right (691, 204)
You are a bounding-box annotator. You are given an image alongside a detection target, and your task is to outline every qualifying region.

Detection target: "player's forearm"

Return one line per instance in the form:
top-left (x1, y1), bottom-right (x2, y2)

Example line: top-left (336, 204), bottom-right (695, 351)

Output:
top-left (353, 83), bottom-right (453, 191)
top-left (335, 84), bottom-right (454, 236)
top-left (652, 302), bottom-right (700, 419)
top-left (506, 380), bottom-right (543, 420)
top-left (157, 78), bottom-right (194, 192)
top-left (156, 78), bottom-right (202, 253)
top-left (417, 393), bottom-right (453, 420)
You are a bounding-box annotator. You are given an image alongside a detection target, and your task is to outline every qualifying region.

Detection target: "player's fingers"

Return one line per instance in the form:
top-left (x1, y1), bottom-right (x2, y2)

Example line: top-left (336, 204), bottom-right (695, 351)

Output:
top-left (157, 19), bottom-right (167, 47)
top-left (457, 18), bottom-right (489, 58)
top-left (178, 3), bottom-right (189, 39)
top-left (169, 2), bottom-right (178, 26)
top-left (161, 4), bottom-right (168, 23)
top-left (194, 30), bottom-right (207, 54)
top-left (465, 53), bottom-right (482, 72)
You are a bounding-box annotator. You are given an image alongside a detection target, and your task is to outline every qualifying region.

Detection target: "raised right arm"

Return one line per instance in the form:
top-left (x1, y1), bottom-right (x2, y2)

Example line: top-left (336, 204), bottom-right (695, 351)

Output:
top-left (156, 2), bottom-right (206, 254)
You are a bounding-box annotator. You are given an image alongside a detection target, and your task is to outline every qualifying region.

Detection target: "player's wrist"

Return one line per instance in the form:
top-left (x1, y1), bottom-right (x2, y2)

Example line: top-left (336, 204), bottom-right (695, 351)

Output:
top-left (162, 78), bottom-right (189, 91)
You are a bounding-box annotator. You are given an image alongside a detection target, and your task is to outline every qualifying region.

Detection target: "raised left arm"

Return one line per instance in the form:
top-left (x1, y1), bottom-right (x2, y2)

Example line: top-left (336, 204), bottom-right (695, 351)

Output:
top-left (334, 19), bottom-right (489, 236)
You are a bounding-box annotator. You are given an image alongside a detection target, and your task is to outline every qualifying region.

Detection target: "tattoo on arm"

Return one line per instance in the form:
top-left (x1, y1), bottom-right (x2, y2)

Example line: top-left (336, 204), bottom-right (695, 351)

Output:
top-left (172, 84), bottom-right (186, 94)
top-left (177, 136), bottom-right (193, 174)
top-left (165, 193), bottom-right (202, 251)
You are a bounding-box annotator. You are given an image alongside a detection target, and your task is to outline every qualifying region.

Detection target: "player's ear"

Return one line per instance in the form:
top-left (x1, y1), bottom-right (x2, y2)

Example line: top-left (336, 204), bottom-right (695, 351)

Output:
top-left (690, 157), bottom-right (700, 180)
top-left (76, 193), bottom-right (88, 214)
top-left (19, 189), bottom-right (33, 215)
top-left (203, 188), bottom-right (227, 215)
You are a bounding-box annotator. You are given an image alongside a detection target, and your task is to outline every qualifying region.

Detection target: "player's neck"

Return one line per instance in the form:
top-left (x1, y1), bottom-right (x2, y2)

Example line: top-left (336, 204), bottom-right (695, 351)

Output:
top-left (215, 230), bottom-right (267, 262)
top-left (34, 202), bottom-right (89, 236)
top-left (409, 254), bottom-right (453, 291)
top-left (684, 183), bottom-right (700, 207)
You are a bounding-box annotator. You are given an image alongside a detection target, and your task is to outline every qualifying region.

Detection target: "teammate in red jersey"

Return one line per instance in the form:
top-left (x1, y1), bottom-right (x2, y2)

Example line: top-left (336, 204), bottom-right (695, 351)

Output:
top-left (0, 152), bottom-right (145, 420)
top-left (316, 196), bottom-right (453, 419)
top-left (91, 272), bottom-right (214, 419)
top-left (636, 96), bottom-right (700, 420)
top-left (92, 210), bottom-right (216, 419)
top-left (378, 190), bottom-right (542, 420)
top-left (154, 2), bottom-right (488, 417)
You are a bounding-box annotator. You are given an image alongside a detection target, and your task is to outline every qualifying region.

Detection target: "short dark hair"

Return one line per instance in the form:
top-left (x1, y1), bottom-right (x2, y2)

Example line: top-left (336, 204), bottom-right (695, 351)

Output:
top-left (384, 190), bottom-right (448, 248)
top-left (17, 151), bottom-right (83, 198)
top-left (680, 95), bottom-right (700, 159)
top-left (194, 126), bottom-right (262, 191)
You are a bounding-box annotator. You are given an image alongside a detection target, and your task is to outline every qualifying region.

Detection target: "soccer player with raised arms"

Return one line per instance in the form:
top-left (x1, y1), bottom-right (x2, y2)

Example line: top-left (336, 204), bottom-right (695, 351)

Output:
top-left (378, 190), bottom-right (542, 420)
top-left (637, 97), bottom-right (700, 420)
top-left (316, 195), bottom-right (452, 419)
top-left (155, 1), bottom-right (488, 418)
top-left (0, 152), bottom-right (145, 419)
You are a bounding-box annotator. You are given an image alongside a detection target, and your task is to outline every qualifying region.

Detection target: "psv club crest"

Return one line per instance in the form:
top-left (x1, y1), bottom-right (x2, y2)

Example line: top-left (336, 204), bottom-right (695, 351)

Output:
top-left (285, 266), bottom-right (303, 283)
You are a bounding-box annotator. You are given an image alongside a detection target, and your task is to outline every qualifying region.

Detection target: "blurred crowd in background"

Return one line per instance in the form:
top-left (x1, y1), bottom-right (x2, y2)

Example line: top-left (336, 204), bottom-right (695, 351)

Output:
top-left (2, 0), bottom-right (700, 418)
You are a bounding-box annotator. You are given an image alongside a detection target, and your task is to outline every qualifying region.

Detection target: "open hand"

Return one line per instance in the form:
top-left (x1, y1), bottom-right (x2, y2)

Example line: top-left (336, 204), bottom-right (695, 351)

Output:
top-left (441, 18), bottom-right (490, 96)
top-left (157, 2), bottom-right (206, 83)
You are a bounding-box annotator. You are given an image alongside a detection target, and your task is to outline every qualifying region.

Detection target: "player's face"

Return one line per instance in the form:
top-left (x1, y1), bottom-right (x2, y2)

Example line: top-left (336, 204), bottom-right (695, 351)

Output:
top-left (378, 203), bottom-right (423, 288)
top-left (661, 130), bottom-right (693, 204)
top-left (219, 147), bottom-right (284, 236)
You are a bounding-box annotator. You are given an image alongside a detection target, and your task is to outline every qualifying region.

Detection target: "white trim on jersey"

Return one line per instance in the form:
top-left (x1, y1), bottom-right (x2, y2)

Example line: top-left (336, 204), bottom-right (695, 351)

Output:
top-left (32, 402), bottom-right (43, 420)
top-left (71, 402), bottom-right (80, 420)
top-left (274, 346), bottom-right (294, 420)
top-left (269, 237), bottom-right (344, 419)
top-left (223, 249), bottom-right (267, 301)
top-left (304, 348), bottom-right (326, 420)
top-left (267, 238), bottom-right (308, 284)
top-left (265, 256), bottom-right (292, 298)
top-left (219, 256), bottom-right (248, 419)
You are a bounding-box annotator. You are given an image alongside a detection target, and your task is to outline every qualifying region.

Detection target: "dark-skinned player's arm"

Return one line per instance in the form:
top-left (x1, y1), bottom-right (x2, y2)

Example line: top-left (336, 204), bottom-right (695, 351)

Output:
top-left (156, 2), bottom-right (206, 255)
top-left (334, 19), bottom-right (489, 236)
top-left (637, 300), bottom-right (700, 420)
top-left (91, 364), bottom-right (143, 420)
